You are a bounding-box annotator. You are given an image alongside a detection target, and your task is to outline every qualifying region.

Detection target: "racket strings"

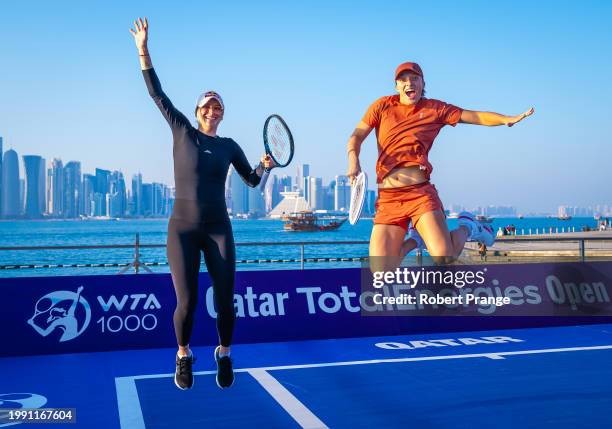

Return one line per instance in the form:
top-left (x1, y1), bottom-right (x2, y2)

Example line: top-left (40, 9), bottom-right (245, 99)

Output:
top-left (349, 174), bottom-right (367, 224)
top-left (351, 182), bottom-right (364, 206)
top-left (265, 117), bottom-right (292, 165)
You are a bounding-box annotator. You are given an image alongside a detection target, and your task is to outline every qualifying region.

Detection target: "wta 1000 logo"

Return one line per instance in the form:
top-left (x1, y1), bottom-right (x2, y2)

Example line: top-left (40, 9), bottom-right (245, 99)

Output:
top-left (28, 286), bottom-right (161, 343)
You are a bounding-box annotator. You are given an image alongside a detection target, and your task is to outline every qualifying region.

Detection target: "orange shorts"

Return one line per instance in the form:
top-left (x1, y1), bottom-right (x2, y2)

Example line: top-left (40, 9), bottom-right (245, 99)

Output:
top-left (373, 181), bottom-right (444, 232)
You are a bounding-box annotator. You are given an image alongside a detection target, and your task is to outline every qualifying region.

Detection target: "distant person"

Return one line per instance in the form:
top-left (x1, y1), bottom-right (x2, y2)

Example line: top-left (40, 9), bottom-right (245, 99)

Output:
top-left (130, 18), bottom-right (275, 390)
top-left (345, 61), bottom-right (533, 270)
top-left (478, 243), bottom-right (487, 261)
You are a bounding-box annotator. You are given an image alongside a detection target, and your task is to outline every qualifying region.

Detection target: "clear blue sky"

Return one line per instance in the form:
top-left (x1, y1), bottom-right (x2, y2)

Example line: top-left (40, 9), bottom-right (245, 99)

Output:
top-left (1, 0), bottom-right (610, 213)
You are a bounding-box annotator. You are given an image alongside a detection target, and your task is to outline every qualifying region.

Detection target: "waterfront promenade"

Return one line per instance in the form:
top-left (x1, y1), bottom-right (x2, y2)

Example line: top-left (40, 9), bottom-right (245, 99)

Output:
top-left (463, 231), bottom-right (612, 262)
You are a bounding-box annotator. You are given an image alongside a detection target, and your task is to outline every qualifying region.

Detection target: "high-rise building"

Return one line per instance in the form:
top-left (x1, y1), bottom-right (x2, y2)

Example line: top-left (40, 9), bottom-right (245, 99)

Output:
top-left (164, 186), bottom-right (174, 217)
top-left (279, 175), bottom-right (292, 192)
top-left (23, 155), bottom-right (45, 218)
top-left (95, 168), bottom-right (110, 194)
top-left (93, 192), bottom-right (104, 217)
top-left (48, 158), bottom-right (64, 216)
top-left (95, 168), bottom-right (110, 216)
top-left (228, 166), bottom-right (249, 215)
top-left (334, 175), bottom-right (350, 212)
top-left (141, 183), bottom-right (153, 217)
top-left (558, 206), bottom-right (567, 218)
top-left (82, 174), bottom-right (95, 217)
top-left (224, 168), bottom-right (232, 212)
top-left (131, 173), bottom-right (142, 217)
top-left (262, 175), bottom-right (275, 214)
top-left (268, 175), bottom-right (284, 213)
top-left (19, 179), bottom-right (25, 214)
top-left (152, 182), bottom-right (165, 217)
top-left (558, 205), bottom-right (594, 217)
top-left (108, 171), bottom-right (127, 217)
top-left (64, 161), bottom-right (81, 218)
top-left (484, 205), bottom-right (516, 217)
top-left (108, 190), bottom-right (122, 218)
top-left (165, 186), bottom-right (175, 216)
top-left (308, 177), bottom-right (324, 210)
top-left (1, 149), bottom-right (20, 218)
top-left (303, 176), bottom-right (310, 201)
top-left (324, 181), bottom-right (335, 211)
top-left (248, 186), bottom-right (265, 217)
top-left (296, 164), bottom-right (309, 194)
top-left (46, 167), bottom-right (52, 214)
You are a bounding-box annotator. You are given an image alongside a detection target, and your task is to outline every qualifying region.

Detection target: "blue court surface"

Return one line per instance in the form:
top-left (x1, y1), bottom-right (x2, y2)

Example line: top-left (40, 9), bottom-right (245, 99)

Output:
top-left (2, 323), bottom-right (612, 428)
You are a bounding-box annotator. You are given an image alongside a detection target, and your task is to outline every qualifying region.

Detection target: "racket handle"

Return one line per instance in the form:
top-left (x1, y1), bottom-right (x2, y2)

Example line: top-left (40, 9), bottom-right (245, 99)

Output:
top-left (259, 169), bottom-right (271, 191)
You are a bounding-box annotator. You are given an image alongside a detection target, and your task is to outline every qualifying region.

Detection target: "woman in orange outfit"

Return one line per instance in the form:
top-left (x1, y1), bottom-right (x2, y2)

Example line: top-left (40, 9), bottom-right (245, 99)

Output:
top-left (346, 62), bottom-right (533, 269)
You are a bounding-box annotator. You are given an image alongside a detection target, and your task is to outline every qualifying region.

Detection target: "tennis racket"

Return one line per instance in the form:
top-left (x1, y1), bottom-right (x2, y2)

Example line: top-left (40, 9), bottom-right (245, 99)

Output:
top-left (259, 114), bottom-right (295, 191)
top-left (349, 171), bottom-right (368, 225)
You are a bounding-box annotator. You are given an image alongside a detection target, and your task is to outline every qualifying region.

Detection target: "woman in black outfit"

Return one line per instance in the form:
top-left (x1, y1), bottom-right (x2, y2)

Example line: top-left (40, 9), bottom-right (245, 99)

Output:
top-left (130, 17), bottom-right (275, 390)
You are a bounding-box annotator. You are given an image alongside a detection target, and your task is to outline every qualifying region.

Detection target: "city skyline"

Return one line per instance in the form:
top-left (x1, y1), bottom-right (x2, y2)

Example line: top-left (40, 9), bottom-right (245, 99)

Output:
top-left (1, 142), bottom-right (376, 218)
top-left (1, 141), bottom-right (610, 219)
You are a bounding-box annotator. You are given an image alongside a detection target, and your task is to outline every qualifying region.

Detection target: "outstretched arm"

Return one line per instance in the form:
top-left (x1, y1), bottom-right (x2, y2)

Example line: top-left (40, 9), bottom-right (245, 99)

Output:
top-left (460, 107), bottom-right (534, 127)
top-left (346, 121), bottom-right (373, 184)
top-left (130, 17), bottom-right (152, 70)
top-left (130, 17), bottom-right (190, 131)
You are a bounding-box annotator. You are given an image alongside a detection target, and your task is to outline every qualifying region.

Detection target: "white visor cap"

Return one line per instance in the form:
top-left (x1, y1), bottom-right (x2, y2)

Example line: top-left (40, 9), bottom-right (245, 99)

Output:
top-left (197, 91), bottom-right (224, 110)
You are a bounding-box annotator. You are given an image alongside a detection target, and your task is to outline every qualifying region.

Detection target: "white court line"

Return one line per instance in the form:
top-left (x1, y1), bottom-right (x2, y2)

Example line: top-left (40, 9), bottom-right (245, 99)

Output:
top-left (249, 369), bottom-right (329, 429)
top-left (485, 354), bottom-right (506, 360)
top-left (115, 376), bottom-right (146, 429)
top-left (115, 344), bottom-right (612, 429)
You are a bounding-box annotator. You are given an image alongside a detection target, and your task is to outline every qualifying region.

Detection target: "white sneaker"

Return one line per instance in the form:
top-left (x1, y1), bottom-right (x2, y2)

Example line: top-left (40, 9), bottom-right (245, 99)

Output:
top-left (407, 226), bottom-right (425, 249)
top-left (457, 211), bottom-right (495, 247)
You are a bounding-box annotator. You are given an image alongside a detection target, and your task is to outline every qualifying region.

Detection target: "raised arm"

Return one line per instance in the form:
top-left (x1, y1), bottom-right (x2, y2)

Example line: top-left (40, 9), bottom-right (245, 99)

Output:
top-left (130, 17), bottom-right (153, 70)
top-left (130, 17), bottom-right (190, 131)
top-left (460, 107), bottom-right (534, 127)
top-left (346, 121), bottom-right (373, 184)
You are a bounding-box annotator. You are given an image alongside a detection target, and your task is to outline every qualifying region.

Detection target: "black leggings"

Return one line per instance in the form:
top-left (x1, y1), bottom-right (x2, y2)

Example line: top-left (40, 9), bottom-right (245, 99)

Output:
top-left (167, 217), bottom-right (236, 347)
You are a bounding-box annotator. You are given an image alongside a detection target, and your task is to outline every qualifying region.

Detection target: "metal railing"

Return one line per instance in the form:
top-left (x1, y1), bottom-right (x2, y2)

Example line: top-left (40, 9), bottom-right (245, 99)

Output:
top-left (1, 234), bottom-right (611, 273)
top-left (0, 234), bottom-right (372, 273)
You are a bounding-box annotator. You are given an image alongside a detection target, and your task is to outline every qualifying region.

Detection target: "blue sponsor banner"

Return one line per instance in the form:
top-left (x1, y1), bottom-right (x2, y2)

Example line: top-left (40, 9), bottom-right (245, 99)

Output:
top-left (2, 264), bottom-right (611, 357)
top-left (361, 260), bottom-right (612, 316)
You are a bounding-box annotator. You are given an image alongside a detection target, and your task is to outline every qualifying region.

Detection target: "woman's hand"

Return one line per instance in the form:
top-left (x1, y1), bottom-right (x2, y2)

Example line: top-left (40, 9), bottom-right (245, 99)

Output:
top-left (506, 107), bottom-right (535, 127)
top-left (129, 17), bottom-right (149, 53)
top-left (346, 158), bottom-right (362, 185)
top-left (261, 154), bottom-right (277, 170)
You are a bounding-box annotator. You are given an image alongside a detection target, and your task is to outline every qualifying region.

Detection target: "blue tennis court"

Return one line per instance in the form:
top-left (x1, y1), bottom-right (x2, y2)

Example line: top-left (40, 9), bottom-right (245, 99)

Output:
top-left (3, 323), bottom-right (612, 428)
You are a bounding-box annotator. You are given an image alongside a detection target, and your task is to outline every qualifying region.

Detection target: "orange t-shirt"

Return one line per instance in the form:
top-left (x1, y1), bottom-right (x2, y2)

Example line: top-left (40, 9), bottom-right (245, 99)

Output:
top-left (361, 95), bottom-right (463, 183)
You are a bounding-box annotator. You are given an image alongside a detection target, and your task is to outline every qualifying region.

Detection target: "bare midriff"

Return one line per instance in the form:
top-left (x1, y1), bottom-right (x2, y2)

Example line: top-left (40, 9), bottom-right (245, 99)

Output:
top-left (379, 165), bottom-right (428, 189)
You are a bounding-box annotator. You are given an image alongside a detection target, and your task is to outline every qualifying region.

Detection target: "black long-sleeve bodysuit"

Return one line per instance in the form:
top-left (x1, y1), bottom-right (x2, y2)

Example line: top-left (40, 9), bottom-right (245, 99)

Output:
top-left (143, 68), bottom-right (260, 347)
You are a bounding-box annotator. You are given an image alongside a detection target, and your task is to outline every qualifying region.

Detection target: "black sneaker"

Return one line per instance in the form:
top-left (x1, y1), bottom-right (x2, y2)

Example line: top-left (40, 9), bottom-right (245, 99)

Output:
top-left (174, 353), bottom-right (195, 390)
top-left (214, 346), bottom-right (234, 388)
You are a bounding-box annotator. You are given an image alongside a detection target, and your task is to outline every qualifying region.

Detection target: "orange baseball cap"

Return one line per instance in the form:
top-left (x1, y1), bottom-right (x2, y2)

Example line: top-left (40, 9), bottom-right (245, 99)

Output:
top-left (394, 62), bottom-right (423, 80)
